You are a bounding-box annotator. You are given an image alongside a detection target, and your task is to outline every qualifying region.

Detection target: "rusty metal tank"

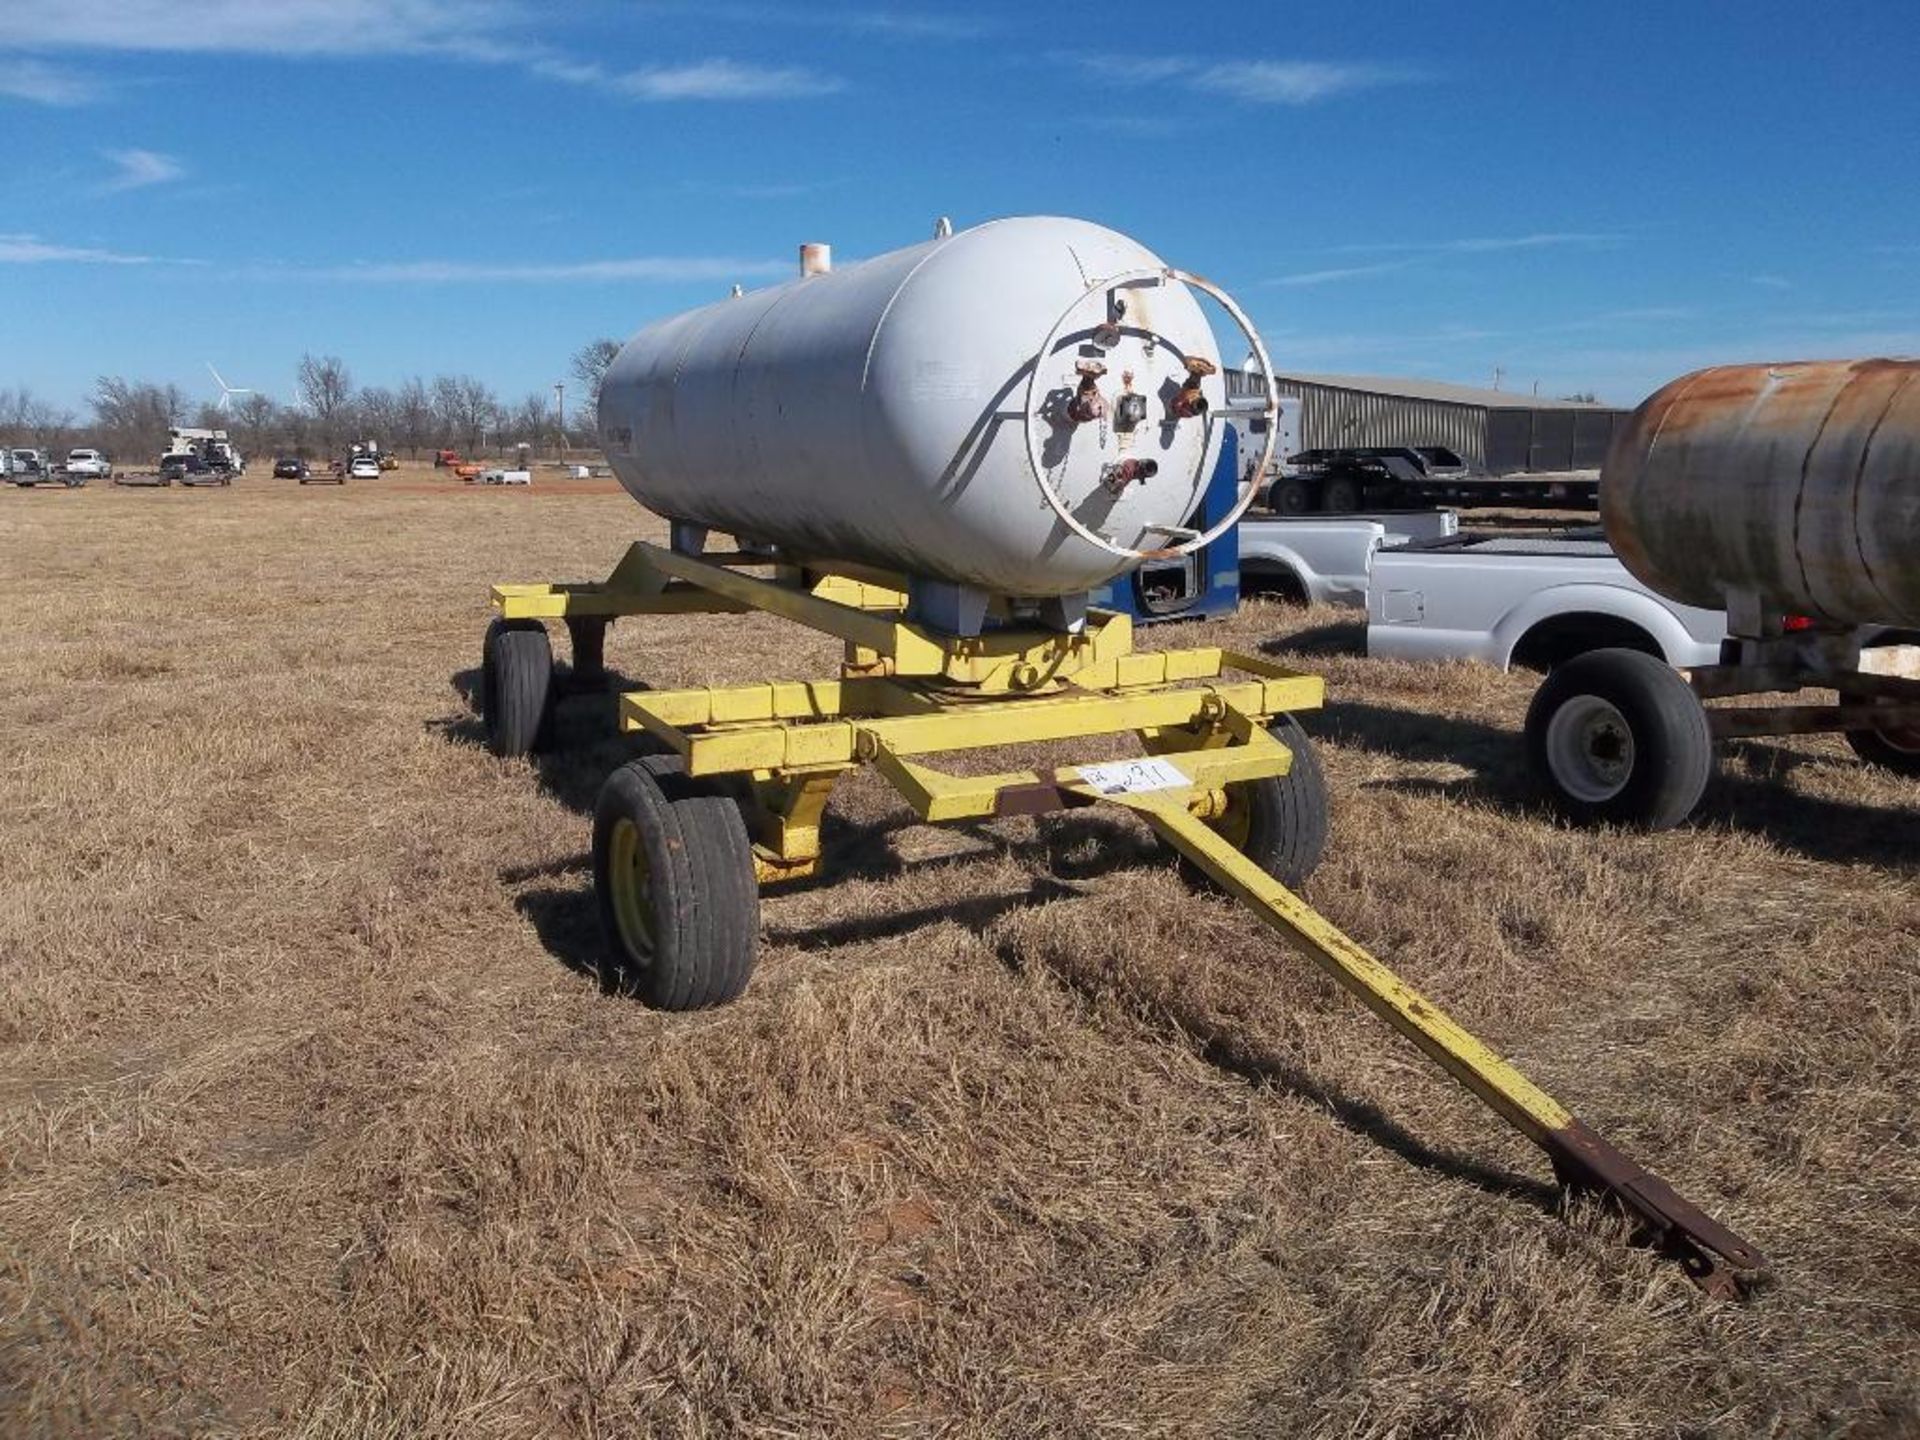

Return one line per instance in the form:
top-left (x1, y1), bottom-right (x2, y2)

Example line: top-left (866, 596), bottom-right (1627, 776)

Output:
top-left (597, 216), bottom-right (1273, 601)
top-left (1601, 359), bottom-right (1920, 627)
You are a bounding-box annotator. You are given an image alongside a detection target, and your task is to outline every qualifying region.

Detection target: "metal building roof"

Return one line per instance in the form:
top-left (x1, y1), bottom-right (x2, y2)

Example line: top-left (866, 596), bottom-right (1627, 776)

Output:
top-left (1270, 372), bottom-right (1614, 411)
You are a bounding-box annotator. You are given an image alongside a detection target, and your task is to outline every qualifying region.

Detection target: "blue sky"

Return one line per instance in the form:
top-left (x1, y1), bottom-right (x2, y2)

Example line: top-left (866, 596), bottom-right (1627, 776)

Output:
top-left (3, 0), bottom-right (1917, 416)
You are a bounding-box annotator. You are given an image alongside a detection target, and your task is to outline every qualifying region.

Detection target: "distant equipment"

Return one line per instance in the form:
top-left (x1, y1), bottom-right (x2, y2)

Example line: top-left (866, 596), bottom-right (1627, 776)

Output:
top-left (598, 216), bottom-right (1276, 630)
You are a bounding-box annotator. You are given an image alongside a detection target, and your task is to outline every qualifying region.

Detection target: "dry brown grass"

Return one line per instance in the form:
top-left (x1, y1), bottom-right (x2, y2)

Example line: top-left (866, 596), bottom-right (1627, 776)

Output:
top-left (1, 478), bottom-right (1916, 1438)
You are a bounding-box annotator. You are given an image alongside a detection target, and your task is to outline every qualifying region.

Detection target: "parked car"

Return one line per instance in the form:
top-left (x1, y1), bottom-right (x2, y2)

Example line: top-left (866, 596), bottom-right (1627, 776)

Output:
top-left (273, 456), bottom-right (310, 480)
top-left (379, 453), bottom-right (399, 471)
top-left (348, 455), bottom-right (382, 480)
top-left (64, 448), bottom-right (113, 481)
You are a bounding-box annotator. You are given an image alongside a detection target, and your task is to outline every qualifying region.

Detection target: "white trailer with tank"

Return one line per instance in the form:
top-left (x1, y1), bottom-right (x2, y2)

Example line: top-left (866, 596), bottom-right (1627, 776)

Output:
top-left (1523, 359), bottom-right (1920, 827)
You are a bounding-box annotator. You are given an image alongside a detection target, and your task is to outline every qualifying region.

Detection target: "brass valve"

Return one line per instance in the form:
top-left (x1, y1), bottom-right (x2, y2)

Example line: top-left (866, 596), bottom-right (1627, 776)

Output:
top-left (1066, 360), bottom-right (1109, 425)
top-left (1172, 356), bottom-right (1217, 419)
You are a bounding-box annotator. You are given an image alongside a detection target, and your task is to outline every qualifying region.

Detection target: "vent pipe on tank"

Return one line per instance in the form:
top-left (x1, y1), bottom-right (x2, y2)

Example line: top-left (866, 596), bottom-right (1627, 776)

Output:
top-left (799, 242), bottom-right (832, 278)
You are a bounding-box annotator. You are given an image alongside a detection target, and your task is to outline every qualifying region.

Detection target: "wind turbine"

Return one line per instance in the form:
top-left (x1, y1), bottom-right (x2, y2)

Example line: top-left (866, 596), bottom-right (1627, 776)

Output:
top-left (206, 362), bottom-right (253, 413)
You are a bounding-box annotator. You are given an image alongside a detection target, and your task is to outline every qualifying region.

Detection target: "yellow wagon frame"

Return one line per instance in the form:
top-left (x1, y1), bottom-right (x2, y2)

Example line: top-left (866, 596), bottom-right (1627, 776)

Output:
top-left (494, 540), bottom-right (1767, 1296)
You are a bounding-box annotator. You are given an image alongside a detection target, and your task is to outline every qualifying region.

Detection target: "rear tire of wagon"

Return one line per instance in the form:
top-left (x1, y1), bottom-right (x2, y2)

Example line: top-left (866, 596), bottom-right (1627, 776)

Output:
top-left (481, 617), bottom-right (553, 758)
top-left (1525, 647), bottom-right (1712, 829)
top-left (1181, 713), bottom-right (1330, 891)
top-left (593, 755), bottom-right (760, 1010)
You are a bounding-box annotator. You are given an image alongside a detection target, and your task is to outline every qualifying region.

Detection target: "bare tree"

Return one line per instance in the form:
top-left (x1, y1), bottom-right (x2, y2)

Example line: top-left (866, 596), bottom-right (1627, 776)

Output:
top-left (297, 354), bottom-right (354, 453)
top-left (355, 385), bottom-right (401, 450)
top-left (570, 338), bottom-right (621, 419)
top-left (395, 378), bottom-right (433, 458)
top-left (432, 374), bottom-right (499, 454)
top-left (232, 392), bottom-right (279, 458)
top-left (507, 391), bottom-right (549, 453)
top-left (91, 377), bottom-right (189, 461)
top-left (0, 387), bottom-right (73, 449)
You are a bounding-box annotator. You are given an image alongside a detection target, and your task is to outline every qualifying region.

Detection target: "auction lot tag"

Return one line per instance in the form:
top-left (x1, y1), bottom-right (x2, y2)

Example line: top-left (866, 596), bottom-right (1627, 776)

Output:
top-left (1075, 757), bottom-right (1190, 796)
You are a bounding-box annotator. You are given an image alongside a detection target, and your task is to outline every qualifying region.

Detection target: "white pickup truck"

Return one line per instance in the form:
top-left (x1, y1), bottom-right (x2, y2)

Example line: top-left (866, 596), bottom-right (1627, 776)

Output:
top-left (1366, 530), bottom-right (1727, 670)
top-left (1239, 511), bottom-right (1459, 608)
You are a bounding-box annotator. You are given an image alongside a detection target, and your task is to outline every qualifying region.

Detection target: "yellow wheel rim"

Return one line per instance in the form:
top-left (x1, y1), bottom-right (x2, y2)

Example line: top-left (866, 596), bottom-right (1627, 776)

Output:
top-left (607, 817), bottom-right (655, 964)
top-left (1209, 783), bottom-right (1253, 850)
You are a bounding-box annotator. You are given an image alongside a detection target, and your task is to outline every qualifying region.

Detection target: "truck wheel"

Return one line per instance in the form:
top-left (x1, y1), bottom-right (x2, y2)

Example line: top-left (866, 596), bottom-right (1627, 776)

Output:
top-left (481, 618), bottom-right (553, 758)
top-left (1183, 714), bottom-right (1330, 890)
top-left (1525, 648), bottom-right (1712, 829)
top-left (593, 755), bottom-right (760, 1010)
top-left (1270, 476), bottom-right (1315, 515)
top-left (1846, 719), bottom-right (1920, 777)
top-left (1321, 474), bottom-right (1363, 513)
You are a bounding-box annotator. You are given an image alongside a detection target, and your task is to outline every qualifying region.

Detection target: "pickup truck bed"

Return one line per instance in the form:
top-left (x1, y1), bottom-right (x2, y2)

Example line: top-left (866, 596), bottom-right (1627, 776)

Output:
top-left (1367, 530), bottom-right (1726, 670)
top-left (1239, 510), bottom-right (1458, 608)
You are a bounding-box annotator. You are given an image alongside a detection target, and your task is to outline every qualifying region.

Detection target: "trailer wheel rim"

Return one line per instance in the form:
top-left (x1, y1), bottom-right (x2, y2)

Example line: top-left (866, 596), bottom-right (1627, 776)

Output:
top-left (1545, 695), bottom-right (1636, 803)
top-left (607, 817), bottom-right (656, 963)
top-left (1210, 785), bottom-right (1254, 849)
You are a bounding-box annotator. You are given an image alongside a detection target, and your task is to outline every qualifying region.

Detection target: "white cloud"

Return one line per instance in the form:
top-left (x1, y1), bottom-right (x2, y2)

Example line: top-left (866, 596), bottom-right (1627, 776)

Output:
top-left (1337, 233), bottom-right (1622, 256)
top-left (1748, 274), bottom-right (1792, 290)
top-left (1266, 261), bottom-right (1412, 287)
top-left (639, 3), bottom-right (988, 38)
top-left (1076, 54), bottom-right (1415, 105)
top-left (0, 232), bottom-right (191, 264)
top-left (531, 56), bottom-right (841, 101)
top-left (1194, 60), bottom-right (1413, 105)
top-left (0, 2), bottom-right (846, 102)
top-left (0, 57), bottom-right (100, 104)
top-left (0, 0), bottom-right (512, 56)
top-left (268, 255), bottom-right (792, 282)
top-left (101, 148), bottom-right (185, 191)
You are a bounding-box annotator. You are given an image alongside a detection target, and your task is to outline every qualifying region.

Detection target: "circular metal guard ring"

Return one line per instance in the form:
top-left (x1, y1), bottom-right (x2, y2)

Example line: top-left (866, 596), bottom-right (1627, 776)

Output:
top-left (1021, 265), bottom-right (1279, 561)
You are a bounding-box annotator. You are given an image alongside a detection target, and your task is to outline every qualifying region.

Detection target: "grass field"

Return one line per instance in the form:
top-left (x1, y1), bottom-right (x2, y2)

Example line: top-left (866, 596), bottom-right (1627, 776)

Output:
top-left (2, 474), bottom-right (1916, 1438)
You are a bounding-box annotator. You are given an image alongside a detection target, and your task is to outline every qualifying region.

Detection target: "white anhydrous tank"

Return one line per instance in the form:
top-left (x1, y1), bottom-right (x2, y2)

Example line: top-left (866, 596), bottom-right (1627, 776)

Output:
top-left (598, 216), bottom-right (1227, 598)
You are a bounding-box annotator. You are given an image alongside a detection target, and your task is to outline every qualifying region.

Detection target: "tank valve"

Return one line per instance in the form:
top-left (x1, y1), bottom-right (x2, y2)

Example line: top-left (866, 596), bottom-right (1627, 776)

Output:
top-left (1100, 458), bottom-right (1158, 495)
top-left (1114, 372), bottom-right (1148, 433)
top-left (1066, 360), bottom-right (1109, 425)
top-left (1172, 357), bottom-right (1217, 419)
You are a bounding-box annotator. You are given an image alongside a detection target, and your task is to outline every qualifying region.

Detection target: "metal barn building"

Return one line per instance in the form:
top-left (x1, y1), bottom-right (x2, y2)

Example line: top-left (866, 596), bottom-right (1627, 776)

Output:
top-left (1225, 370), bottom-right (1626, 475)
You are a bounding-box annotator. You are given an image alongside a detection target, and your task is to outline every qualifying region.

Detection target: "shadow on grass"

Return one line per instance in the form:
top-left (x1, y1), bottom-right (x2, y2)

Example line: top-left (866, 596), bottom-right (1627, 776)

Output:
top-left (1256, 619), bottom-right (1367, 659)
top-left (1316, 697), bottom-right (1915, 868)
top-left (984, 927), bottom-right (1562, 1213)
top-left (510, 811), bottom-right (1166, 982)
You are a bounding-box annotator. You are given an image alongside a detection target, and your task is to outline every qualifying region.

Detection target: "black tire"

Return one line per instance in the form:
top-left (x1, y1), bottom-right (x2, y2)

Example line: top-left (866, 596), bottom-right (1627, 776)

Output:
top-left (1181, 713), bottom-right (1330, 890)
top-left (1321, 473), bottom-right (1363, 513)
top-left (1525, 648), bottom-right (1712, 829)
top-left (480, 618), bottom-right (553, 758)
top-left (1270, 476), bottom-right (1315, 515)
top-left (593, 755), bottom-right (760, 1010)
top-left (1846, 720), bottom-right (1920, 776)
